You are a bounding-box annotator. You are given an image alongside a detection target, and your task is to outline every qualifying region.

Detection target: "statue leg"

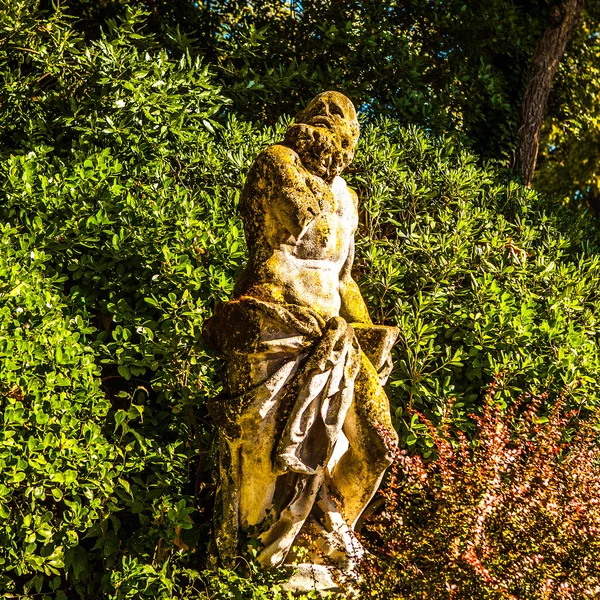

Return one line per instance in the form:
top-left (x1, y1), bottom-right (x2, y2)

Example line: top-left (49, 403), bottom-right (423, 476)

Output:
top-left (329, 351), bottom-right (398, 528)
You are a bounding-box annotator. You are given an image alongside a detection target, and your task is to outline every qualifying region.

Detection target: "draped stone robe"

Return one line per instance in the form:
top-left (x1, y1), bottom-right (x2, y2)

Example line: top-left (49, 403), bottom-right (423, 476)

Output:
top-left (206, 296), bottom-right (369, 567)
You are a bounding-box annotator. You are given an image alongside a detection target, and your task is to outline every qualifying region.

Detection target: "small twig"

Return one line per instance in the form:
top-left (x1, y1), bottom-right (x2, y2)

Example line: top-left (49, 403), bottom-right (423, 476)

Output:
top-left (8, 45), bottom-right (41, 55)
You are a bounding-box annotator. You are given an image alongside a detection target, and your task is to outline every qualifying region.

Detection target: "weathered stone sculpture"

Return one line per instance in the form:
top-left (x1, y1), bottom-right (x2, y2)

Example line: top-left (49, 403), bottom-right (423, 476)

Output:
top-left (204, 91), bottom-right (399, 592)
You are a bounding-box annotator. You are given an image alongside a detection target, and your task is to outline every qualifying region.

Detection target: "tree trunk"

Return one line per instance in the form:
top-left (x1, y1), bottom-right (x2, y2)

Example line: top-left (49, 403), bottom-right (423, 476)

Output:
top-left (516, 0), bottom-right (584, 187)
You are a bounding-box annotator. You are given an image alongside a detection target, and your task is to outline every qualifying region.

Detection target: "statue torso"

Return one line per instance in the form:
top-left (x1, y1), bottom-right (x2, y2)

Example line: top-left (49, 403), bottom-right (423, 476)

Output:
top-left (234, 144), bottom-right (358, 320)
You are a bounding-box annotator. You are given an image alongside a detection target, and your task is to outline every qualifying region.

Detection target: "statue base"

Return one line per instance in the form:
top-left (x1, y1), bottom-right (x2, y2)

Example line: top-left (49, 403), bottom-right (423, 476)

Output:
top-left (281, 563), bottom-right (359, 598)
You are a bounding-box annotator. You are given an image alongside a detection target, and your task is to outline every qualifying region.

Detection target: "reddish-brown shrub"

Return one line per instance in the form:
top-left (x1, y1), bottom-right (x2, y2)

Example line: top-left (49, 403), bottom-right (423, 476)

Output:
top-left (356, 381), bottom-right (600, 599)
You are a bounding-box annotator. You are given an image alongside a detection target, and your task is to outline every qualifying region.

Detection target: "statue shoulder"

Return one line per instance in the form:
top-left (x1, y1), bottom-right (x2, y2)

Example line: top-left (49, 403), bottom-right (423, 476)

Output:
top-left (242, 144), bottom-right (320, 239)
top-left (244, 144), bottom-right (305, 198)
top-left (253, 144), bottom-right (300, 175)
top-left (241, 144), bottom-right (306, 220)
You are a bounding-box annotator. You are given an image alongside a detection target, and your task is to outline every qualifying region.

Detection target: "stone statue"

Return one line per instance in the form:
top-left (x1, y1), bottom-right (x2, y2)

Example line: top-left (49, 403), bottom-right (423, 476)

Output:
top-left (203, 91), bottom-right (399, 592)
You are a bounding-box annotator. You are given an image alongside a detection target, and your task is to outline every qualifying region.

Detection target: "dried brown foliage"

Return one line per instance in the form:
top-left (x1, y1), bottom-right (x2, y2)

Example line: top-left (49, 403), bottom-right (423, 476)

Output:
top-left (356, 380), bottom-right (600, 599)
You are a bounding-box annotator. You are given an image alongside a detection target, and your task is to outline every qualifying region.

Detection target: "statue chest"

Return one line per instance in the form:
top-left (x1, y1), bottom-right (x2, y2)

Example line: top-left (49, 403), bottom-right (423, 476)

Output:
top-left (295, 176), bottom-right (357, 262)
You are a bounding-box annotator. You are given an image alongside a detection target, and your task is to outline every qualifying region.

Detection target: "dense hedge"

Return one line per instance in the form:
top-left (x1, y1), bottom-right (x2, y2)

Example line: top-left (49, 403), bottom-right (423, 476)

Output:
top-left (352, 121), bottom-right (600, 447)
top-left (0, 224), bottom-right (112, 592)
top-left (1, 5), bottom-right (600, 599)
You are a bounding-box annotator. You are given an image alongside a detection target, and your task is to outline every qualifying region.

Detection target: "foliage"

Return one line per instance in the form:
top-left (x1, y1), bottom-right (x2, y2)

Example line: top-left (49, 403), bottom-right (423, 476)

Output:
top-left (56, 0), bottom-right (548, 160)
top-left (0, 224), bottom-right (111, 596)
top-left (355, 381), bottom-right (600, 599)
top-left (207, 0), bottom-right (543, 161)
top-left (1, 1), bottom-right (600, 597)
top-left (349, 120), bottom-right (600, 450)
top-left (52, 0), bottom-right (600, 200)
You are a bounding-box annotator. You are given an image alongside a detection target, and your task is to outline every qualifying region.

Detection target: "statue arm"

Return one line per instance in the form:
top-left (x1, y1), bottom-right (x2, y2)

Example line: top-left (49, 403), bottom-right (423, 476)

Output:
top-left (262, 146), bottom-right (322, 240)
top-left (339, 236), bottom-right (373, 325)
top-left (340, 235), bottom-right (396, 384)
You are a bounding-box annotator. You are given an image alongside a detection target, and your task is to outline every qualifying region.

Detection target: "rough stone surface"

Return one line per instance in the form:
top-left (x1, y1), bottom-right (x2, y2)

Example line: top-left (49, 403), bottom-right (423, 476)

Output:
top-left (203, 91), bottom-right (399, 592)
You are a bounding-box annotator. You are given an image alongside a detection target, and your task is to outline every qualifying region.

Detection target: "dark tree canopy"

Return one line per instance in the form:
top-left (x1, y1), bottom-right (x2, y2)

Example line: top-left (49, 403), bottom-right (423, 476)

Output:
top-left (25, 0), bottom-right (599, 202)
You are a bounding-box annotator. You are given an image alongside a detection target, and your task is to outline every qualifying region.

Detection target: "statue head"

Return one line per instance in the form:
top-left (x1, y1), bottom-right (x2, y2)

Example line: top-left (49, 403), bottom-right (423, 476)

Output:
top-left (284, 91), bottom-right (360, 182)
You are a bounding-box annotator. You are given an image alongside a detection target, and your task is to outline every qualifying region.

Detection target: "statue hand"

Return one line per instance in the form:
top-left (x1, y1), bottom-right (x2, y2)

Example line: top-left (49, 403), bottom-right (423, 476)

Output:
top-left (378, 353), bottom-right (394, 386)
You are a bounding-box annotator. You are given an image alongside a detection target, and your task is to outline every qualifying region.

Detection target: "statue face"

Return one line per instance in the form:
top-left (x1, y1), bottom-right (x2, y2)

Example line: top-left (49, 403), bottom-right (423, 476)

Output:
top-left (284, 91), bottom-right (360, 182)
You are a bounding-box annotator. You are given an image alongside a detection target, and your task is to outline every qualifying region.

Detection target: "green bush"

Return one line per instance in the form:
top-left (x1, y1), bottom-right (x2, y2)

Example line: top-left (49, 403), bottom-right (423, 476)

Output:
top-left (1, 5), bottom-right (257, 598)
top-left (0, 224), bottom-right (112, 595)
top-left (1, 2), bottom-right (600, 598)
top-left (349, 121), bottom-right (600, 450)
top-left (354, 385), bottom-right (600, 599)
